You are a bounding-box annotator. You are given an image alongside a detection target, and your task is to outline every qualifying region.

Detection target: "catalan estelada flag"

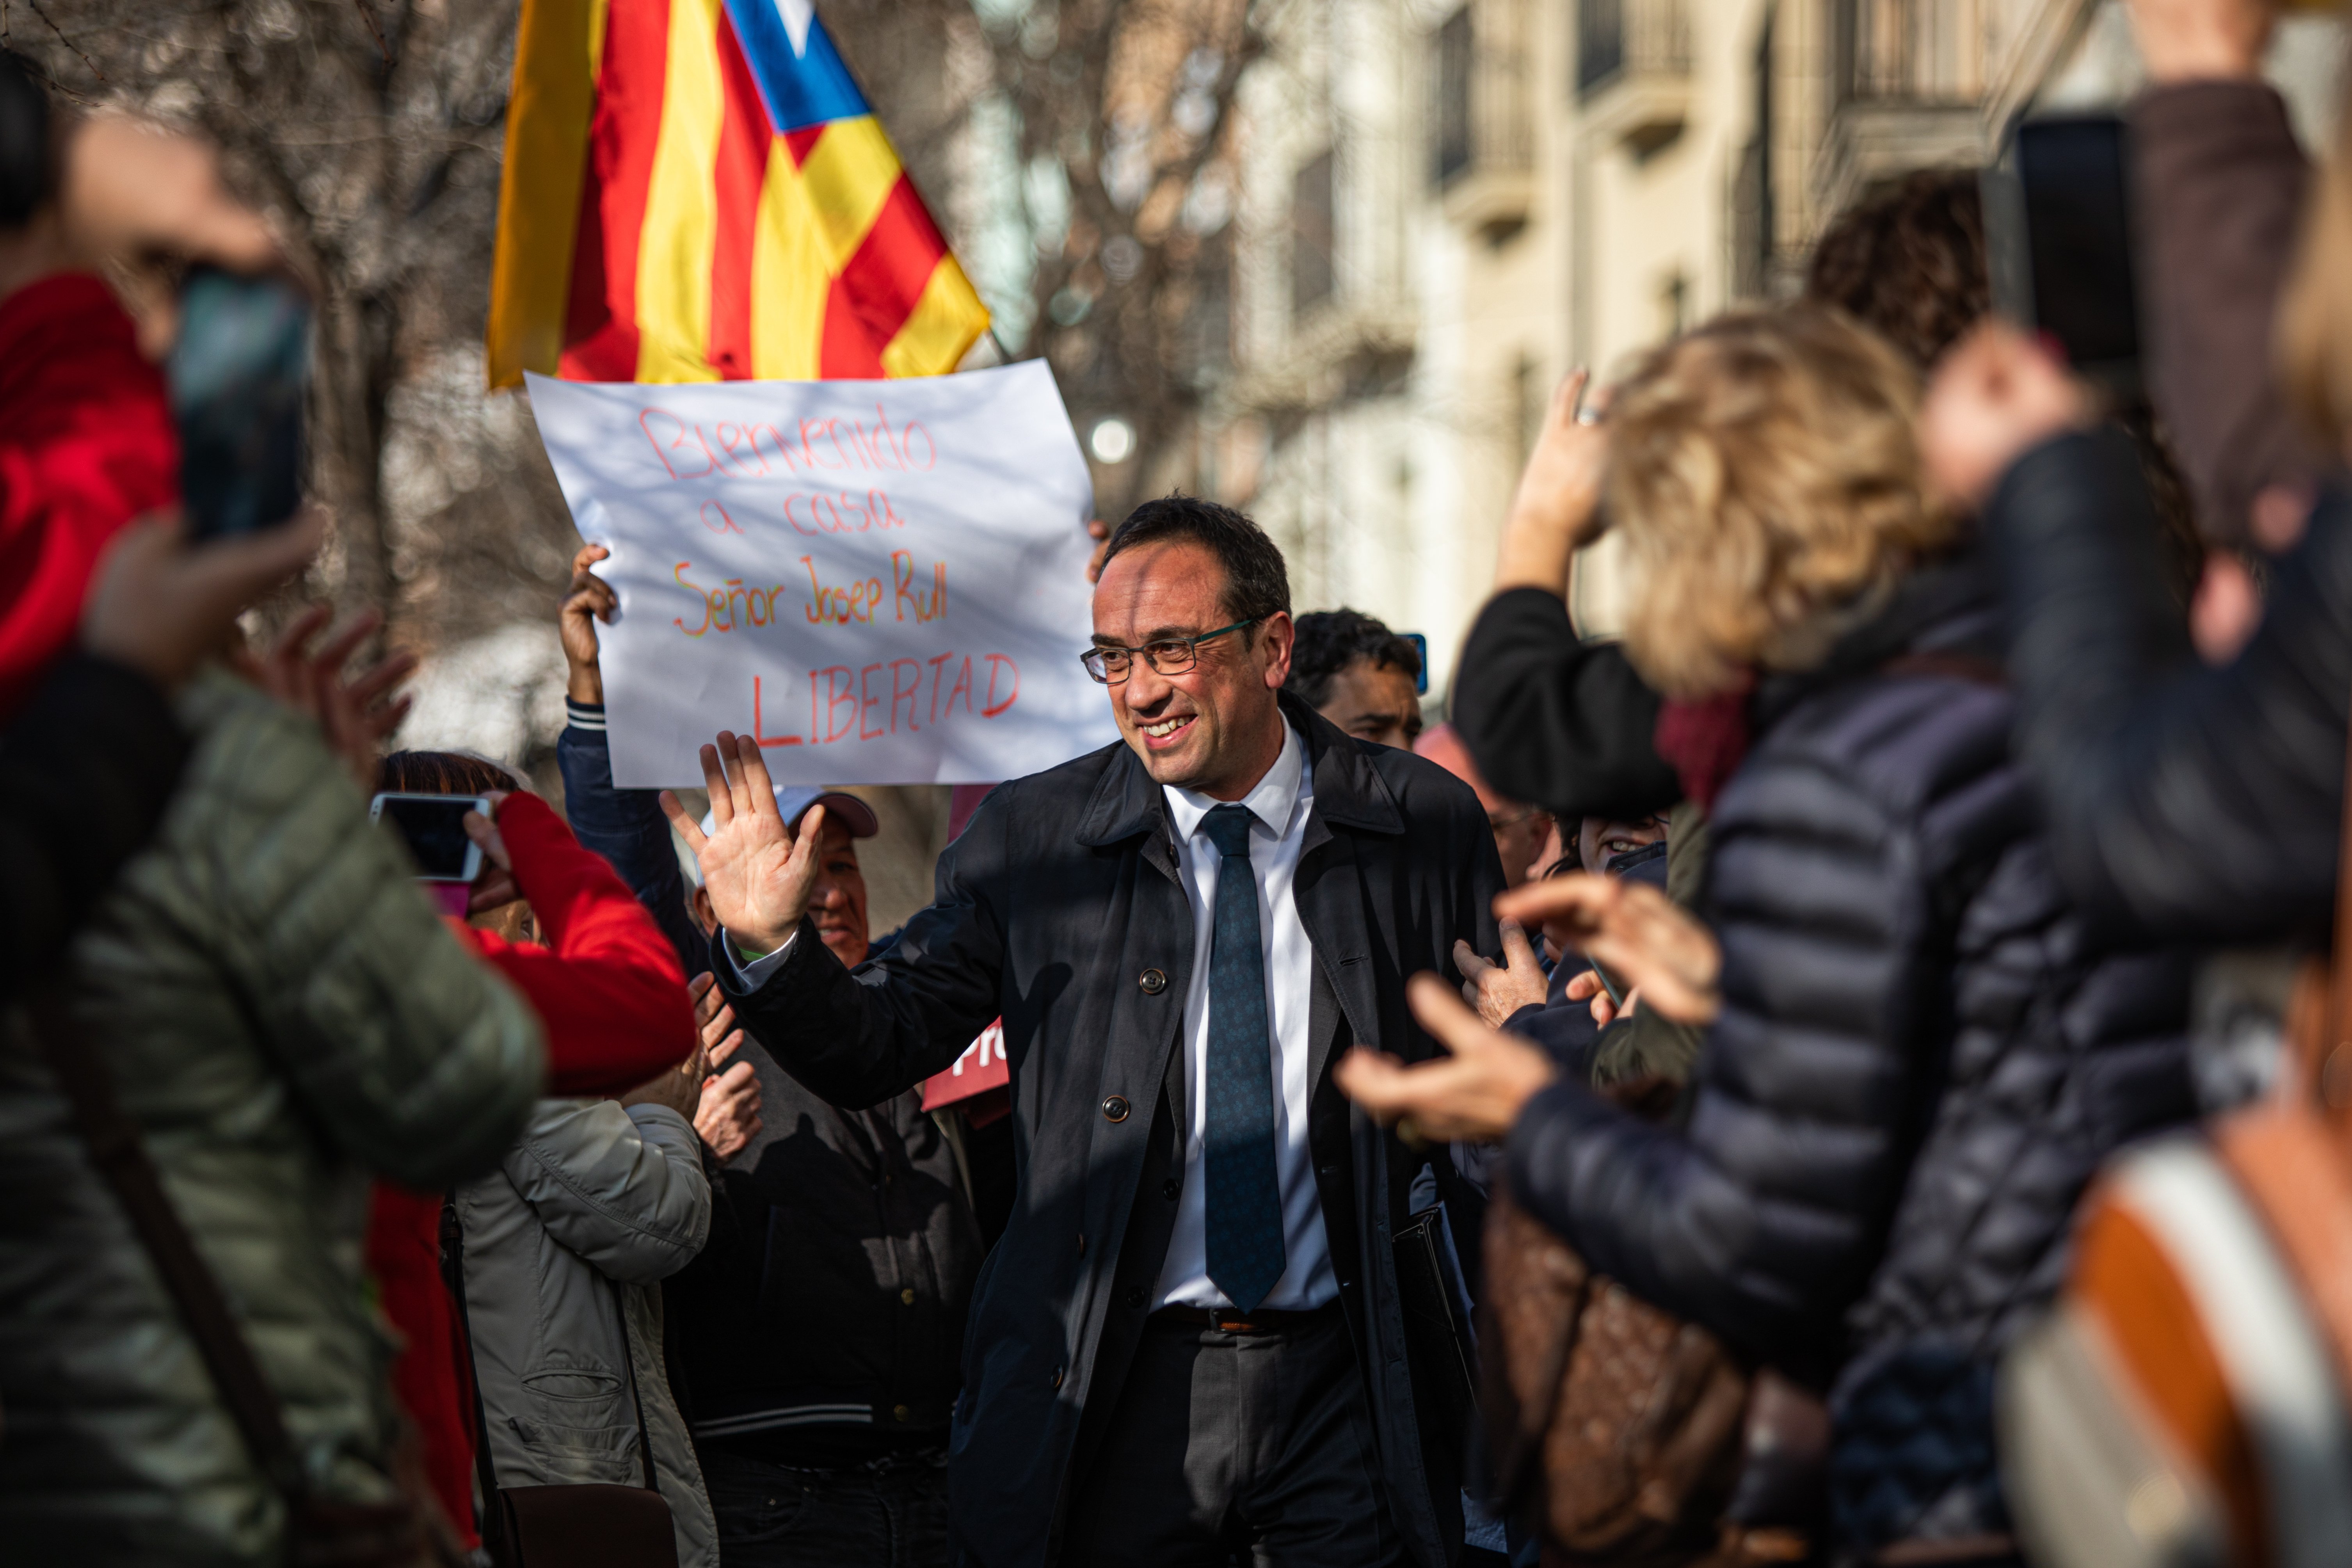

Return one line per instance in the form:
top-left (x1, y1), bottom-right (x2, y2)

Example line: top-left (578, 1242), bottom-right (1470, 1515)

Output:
top-left (487, 0), bottom-right (990, 388)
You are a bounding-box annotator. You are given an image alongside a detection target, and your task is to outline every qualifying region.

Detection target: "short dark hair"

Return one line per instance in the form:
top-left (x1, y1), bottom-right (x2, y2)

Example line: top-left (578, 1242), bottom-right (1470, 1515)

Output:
top-left (1100, 493), bottom-right (1291, 629)
top-left (1804, 168), bottom-right (1987, 370)
top-left (377, 750), bottom-right (522, 797)
top-left (0, 52), bottom-right (52, 230)
top-left (1285, 608), bottom-right (1420, 709)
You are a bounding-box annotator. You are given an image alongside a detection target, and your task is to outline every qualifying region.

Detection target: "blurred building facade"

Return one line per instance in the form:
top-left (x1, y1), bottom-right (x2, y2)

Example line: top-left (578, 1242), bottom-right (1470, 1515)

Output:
top-left (1180, 0), bottom-right (2340, 702)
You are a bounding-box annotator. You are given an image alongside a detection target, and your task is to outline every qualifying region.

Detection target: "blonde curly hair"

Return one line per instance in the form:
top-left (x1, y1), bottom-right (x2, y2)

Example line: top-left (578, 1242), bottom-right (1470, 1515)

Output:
top-left (1610, 306), bottom-right (1957, 699)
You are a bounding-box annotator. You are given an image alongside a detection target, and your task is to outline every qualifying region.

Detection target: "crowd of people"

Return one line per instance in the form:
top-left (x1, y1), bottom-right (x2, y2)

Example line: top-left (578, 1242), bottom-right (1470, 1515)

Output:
top-left (2, 0), bottom-right (2349, 1562)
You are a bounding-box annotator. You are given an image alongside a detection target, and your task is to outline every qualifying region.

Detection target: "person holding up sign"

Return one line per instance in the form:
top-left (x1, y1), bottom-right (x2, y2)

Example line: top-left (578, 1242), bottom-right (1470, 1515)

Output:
top-left (666, 496), bottom-right (1508, 1568)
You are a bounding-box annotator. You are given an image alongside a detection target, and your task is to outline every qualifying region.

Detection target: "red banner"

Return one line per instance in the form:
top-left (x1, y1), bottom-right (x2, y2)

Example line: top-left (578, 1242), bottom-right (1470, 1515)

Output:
top-left (920, 1018), bottom-right (1008, 1109)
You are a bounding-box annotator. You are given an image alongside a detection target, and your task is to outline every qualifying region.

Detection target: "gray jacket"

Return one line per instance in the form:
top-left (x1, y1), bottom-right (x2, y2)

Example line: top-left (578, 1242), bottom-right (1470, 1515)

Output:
top-left (454, 1098), bottom-right (717, 1568)
top-left (0, 668), bottom-right (547, 1565)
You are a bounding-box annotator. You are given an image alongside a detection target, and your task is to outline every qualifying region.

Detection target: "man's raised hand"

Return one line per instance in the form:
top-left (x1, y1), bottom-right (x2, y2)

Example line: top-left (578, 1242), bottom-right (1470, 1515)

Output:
top-left (659, 732), bottom-right (825, 956)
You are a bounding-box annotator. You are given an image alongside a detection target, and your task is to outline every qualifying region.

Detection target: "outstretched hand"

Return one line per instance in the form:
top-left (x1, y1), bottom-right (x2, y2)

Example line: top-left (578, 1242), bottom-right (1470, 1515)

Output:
top-left (240, 602), bottom-right (417, 791)
top-left (658, 732), bottom-right (826, 955)
top-left (1495, 368), bottom-right (1612, 595)
top-left (1334, 973), bottom-right (1559, 1145)
top-left (1918, 321), bottom-right (2089, 513)
top-left (80, 508), bottom-right (325, 691)
top-left (1455, 919), bottom-right (1550, 1027)
top-left (1495, 873), bottom-right (1721, 1025)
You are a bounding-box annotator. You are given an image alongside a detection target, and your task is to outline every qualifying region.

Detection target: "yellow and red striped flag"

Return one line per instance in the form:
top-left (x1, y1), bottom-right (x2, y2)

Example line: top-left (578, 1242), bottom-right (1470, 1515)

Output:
top-left (487, 0), bottom-right (991, 388)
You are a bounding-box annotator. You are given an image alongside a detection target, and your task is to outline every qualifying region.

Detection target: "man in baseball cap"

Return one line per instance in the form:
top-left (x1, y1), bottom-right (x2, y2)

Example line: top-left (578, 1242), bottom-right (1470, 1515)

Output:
top-left (690, 786), bottom-right (880, 970)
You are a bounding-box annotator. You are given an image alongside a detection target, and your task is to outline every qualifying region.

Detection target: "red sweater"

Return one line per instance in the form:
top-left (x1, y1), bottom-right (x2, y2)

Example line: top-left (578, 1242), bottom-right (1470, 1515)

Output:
top-left (0, 274), bottom-right (177, 721)
top-left (374, 791), bottom-right (695, 1543)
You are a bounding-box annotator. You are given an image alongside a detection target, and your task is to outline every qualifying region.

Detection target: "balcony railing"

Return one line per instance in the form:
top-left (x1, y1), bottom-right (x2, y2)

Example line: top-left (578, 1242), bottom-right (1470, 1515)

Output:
top-left (1578, 0), bottom-right (1692, 99)
top-left (1433, 0), bottom-right (1533, 189)
top-left (1838, 0), bottom-right (1986, 103)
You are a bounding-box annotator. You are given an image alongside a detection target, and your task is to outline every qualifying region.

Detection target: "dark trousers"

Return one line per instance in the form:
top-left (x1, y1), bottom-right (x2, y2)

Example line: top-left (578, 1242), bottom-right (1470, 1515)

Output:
top-left (701, 1444), bottom-right (950, 1568)
top-left (1060, 1305), bottom-right (1404, 1568)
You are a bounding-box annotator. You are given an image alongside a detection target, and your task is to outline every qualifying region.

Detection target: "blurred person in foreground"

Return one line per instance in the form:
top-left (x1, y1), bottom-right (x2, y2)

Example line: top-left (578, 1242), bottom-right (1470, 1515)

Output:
top-left (1451, 169), bottom-right (1998, 844)
top-left (556, 543), bottom-right (985, 1568)
top-left (0, 56), bottom-right (554, 1566)
top-left (0, 554), bottom-right (553, 1563)
top-left (1285, 606), bottom-right (1425, 748)
top-left (1340, 306), bottom-right (2195, 1565)
top-left (670, 496), bottom-right (1504, 1567)
top-left (1902, 0), bottom-right (2352, 964)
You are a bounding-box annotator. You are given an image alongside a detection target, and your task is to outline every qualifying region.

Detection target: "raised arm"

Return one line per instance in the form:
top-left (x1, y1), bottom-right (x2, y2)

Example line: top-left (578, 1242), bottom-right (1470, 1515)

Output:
top-left (466, 791), bottom-right (697, 1095)
top-left (668, 732), bottom-right (1005, 1108)
top-left (552, 541), bottom-right (705, 972)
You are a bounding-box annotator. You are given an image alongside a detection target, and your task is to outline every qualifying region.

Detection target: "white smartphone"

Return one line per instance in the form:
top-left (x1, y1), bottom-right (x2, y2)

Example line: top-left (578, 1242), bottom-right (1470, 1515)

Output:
top-left (370, 792), bottom-right (491, 883)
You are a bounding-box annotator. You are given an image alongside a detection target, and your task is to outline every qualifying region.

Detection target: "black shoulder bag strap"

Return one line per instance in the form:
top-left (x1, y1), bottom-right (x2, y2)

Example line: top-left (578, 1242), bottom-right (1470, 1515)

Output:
top-left (26, 988), bottom-right (308, 1497)
top-left (25, 987), bottom-right (446, 1568)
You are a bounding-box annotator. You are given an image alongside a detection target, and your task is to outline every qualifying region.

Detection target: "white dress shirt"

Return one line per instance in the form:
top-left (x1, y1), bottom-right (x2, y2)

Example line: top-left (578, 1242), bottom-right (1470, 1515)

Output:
top-left (725, 720), bottom-right (1339, 1312)
top-left (1152, 719), bottom-right (1337, 1312)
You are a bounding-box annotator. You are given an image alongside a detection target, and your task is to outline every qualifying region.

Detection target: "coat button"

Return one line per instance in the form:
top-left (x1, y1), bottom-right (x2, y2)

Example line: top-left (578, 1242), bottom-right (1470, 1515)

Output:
top-left (900, 1287), bottom-right (916, 1305)
top-left (1139, 968), bottom-right (1167, 995)
top-left (1076, 1232), bottom-right (1087, 1255)
top-left (1101, 1095), bottom-right (1131, 1123)
top-left (1125, 1285), bottom-right (1147, 1309)
top-left (893, 1404), bottom-right (910, 1422)
top-left (1162, 1177), bottom-right (1181, 1201)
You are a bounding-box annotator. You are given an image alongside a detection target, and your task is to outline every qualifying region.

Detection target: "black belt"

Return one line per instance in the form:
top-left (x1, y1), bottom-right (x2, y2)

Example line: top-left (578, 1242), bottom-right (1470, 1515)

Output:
top-left (1148, 1301), bottom-right (1340, 1335)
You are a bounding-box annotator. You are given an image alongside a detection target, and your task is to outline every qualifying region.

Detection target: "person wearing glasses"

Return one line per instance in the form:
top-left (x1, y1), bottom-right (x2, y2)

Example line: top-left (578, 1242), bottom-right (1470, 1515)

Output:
top-left (665, 495), bottom-right (1508, 1568)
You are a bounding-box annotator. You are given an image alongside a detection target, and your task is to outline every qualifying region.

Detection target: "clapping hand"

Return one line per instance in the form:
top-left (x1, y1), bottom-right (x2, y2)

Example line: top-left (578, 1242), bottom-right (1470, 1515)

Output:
top-left (80, 509), bottom-right (325, 691)
top-left (1495, 872), bottom-right (1721, 1025)
top-left (239, 602), bottom-right (417, 792)
top-left (688, 972), bottom-right (764, 1159)
top-left (659, 733), bottom-right (826, 956)
top-left (1335, 974), bottom-right (1560, 1145)
top-left (1454, 919), bottom-right (1550, 1027)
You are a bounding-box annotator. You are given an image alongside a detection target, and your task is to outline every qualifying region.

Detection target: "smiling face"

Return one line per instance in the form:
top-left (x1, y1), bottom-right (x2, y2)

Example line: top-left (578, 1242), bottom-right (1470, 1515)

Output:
top-left (1092, 538), bottom-right (1294, 800)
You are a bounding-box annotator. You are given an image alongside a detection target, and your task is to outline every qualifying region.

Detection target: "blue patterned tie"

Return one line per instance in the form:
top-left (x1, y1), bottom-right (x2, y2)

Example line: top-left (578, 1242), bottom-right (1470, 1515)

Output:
top-left (1200, 802), bottom-right (1285, 1312)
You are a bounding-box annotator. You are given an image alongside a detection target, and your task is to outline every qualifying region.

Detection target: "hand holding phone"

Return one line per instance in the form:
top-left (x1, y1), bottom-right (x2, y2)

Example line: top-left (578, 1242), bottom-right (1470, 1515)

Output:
top-left (371, 793), bottom-right (491, 884)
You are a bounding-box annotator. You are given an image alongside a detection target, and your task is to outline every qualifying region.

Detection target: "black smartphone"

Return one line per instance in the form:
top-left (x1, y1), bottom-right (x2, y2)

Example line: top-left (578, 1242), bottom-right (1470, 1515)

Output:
top-left (168, 267), bottom-right (311, 541)
top-left (370, 793), bottom-right (490, 883)
top-left (1982, 115), bottom-right (2142, 400)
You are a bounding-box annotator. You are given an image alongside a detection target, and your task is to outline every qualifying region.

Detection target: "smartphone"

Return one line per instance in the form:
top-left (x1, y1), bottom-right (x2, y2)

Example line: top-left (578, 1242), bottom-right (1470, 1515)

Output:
top-left (1982, 115), bottom-right (2142, 400)
top-left (169, 267), bottom-right (311, 541)
top-left (1403, 631), bottom-right (1430, 695)
top-left (370, 793), bottom-right (490, 883)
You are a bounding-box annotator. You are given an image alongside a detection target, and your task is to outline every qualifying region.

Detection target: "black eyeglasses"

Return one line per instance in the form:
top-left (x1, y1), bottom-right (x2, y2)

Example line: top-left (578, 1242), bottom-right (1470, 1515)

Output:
top-left (1081, 618), bottom-right (1260, 684)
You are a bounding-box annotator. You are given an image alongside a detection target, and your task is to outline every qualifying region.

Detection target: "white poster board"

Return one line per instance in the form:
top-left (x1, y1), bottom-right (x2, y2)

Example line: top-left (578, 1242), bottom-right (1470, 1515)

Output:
top-left (528, 363), bottom-right (1117, 788)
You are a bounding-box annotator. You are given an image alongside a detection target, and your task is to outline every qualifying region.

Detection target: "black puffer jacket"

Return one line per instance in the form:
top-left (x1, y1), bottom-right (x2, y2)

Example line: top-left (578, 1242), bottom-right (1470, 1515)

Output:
top-left (1989, 427), bottom-right (2352, 944)
top-left (1506, 549), bottom-right (2195, 1555)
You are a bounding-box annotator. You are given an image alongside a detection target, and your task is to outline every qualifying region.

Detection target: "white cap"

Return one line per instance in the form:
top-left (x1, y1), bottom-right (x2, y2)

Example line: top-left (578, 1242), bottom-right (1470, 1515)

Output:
top-left (684, 788), bottom-right (880, 888)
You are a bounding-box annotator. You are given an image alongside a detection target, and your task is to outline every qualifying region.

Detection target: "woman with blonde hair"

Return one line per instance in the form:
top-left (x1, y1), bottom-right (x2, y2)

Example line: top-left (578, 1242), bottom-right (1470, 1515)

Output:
top-left (1340, 304), bottom-right (2194, 1564)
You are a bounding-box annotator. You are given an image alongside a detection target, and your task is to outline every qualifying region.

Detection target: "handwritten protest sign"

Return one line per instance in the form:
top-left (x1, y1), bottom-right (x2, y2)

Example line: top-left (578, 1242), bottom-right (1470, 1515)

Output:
top-left (528, 362), bottom-right (1117, 787)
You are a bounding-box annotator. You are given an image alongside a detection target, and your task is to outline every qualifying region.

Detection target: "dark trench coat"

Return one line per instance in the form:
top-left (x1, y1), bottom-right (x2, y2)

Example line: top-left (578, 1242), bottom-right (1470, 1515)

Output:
top-left (719, 692), bottom-right (1504, 1566)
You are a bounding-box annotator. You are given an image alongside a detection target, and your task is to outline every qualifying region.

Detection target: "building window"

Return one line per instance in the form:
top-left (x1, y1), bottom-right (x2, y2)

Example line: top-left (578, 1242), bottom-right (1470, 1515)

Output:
top-left (1436, 8), bottom-right (1474, 184)
top-left (1292, 150), bottom-right (1336, 317)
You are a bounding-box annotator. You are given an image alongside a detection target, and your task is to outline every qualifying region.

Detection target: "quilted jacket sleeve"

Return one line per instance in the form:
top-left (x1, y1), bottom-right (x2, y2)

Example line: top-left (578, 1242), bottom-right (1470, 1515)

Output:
top-left (1505, 725), bottom-right (1961, 1376)
top-left (178, 670), bottom-right (546, 1190)
top-left (501, 1100), bottom-right (711, 1285)
top-left (1989, 429), bottom-right (2352, 942)
top-left (1451, 587), bottom-right (1681, 821)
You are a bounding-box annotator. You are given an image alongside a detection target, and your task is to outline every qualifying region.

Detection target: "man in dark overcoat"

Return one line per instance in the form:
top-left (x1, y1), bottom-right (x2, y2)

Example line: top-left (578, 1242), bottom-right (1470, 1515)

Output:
top-left (668, 497), bottom-right (1504, 1566)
